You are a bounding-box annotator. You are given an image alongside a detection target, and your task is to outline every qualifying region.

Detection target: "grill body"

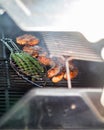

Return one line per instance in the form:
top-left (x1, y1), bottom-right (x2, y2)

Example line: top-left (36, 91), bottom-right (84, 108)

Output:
top-left (0, 13), bottom-right (104, 129)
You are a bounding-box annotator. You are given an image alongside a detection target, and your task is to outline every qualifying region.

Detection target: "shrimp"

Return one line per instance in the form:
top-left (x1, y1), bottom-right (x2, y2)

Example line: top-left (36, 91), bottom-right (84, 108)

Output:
top-left (47, 64), bottom-right (61, 78)
top-left (64, 67), bottom-right (78, 80)
top-left (51, 71), bottom-right (65, 83)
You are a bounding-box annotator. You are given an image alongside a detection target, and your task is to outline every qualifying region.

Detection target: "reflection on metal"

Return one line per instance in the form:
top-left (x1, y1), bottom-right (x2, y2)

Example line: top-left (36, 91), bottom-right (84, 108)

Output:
top-left (101, 48), bottom-right (104, 60)
top-left (15, 0), bottom-right (31, 16)
top-left (100, 87), bottom-right (104, 107)
top-left (0, 6), bottom-right (5, 15)
top-left (70, 104), bottom-right (76, 110)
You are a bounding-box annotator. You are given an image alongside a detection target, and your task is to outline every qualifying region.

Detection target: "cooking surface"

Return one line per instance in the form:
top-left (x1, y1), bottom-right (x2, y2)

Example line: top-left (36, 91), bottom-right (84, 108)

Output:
top-left (0, 13), bottom-right (104, 90)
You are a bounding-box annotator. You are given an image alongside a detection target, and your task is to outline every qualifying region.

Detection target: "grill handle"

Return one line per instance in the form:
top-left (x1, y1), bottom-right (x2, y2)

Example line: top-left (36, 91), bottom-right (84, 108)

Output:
top-left (0, 38), bottom-right (20, 53)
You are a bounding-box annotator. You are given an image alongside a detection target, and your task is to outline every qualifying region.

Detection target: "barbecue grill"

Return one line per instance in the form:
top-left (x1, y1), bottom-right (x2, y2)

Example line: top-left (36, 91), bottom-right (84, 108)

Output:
top-left (0, 0), bottom-right (104, 129)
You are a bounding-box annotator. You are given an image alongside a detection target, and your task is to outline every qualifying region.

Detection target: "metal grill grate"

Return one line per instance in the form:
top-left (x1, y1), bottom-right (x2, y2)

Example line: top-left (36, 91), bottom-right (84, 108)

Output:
top-left (0, 88), bottom-right (29, 118)
top-left (0, 56), bottom-right (104, 118)
top-left (0, 32), bottom-right (104, 89)
top-left (0, 58), bottom-right (104, 89)
top-left (0, 61), bottom-right (7, 87)
top-left (41, 32), bottom-right (102, 62)
top-left (0, 31), bottom-right (104, 118)
top-left (0, 89), bottom-right (6, 117)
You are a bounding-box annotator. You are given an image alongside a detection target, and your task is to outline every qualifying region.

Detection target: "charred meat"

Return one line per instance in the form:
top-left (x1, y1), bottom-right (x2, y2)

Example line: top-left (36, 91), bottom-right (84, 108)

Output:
top-left (16, 34), bottom-right (39, 46)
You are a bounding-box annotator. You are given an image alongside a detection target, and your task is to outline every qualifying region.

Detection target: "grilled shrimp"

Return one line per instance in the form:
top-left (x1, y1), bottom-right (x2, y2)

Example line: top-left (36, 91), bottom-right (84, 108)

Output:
top-left (51, 71), bottom-right (65, 83)
top-left (47, 64), bottom-right (61, 78)
top-left (64, 67), bottom-right (78, 80)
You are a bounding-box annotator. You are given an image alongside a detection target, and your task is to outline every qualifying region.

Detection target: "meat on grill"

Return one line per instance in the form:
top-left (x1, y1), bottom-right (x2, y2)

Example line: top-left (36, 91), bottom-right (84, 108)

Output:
top-left (47, 64), bottom-right (61, 78)
top-left (51, 70), bottom-right (65, 83)
top-left (16, 34), bottom-right (79, 83)
top-left (64, 67), bottom-right (78, 80)
top-left (16, 34), bottom-right (39, 45)
top-left (23, 45), bottom-right (40, 58)
top-left (23, 45), bottom-right (54, 66)
top-left (38, 56), bottom-right (54, 66)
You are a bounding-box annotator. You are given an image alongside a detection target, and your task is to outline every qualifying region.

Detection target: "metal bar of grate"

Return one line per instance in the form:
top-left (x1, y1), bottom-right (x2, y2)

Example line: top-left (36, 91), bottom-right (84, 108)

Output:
top-left (0, 88), bottom-right (29, 118)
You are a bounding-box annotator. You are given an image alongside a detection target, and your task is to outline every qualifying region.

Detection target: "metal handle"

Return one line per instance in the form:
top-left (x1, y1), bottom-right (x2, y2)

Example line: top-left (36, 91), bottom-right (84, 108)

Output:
top-left (0, 38), bottom-right (20, 52)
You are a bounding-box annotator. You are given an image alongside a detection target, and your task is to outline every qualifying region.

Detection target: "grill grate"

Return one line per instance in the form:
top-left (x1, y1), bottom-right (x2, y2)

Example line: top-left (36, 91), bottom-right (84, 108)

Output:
top-left (0, 57), bottom-right (104, 118)
top-left (0, 58), bottom-right (104, 89)
top-left (0, 88), bottom-right (29, 118)
top-left (0, 32), bottom-right (104, 89)
top-left (0, 31), bottom-right (104, 118)
top-left (41, 32), bottom-right (102, 62)
top-left (0, 89), bottom-right (6, 117)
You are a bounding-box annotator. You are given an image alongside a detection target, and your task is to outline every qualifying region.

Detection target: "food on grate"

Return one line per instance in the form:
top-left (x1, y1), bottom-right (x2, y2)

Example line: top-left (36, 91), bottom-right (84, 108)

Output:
top-left (16, 34), bottom-right (39, 45)
top-left (23, 45), bottom-right (39, 58)
top-left (11, 52), bottom-right (45, 79)
top-left (23, 45), bottom-right (37, 55)
top-left (22, 44), bottom-right (78, 82)
top-left (50, 63), bottom-right (78, 83)
top-left (23, 45), bottom-right (47, 57)
top-left (47, 64), bottom-right (61, 78)
top-left (64, 67), bottom-right (78, 80)
top-left (23, 44), bottom-right (54, 66)
top-left (51, 71), bottom-right (65, 83)
top-left (1, 38), bottom-right (46, 87)
top-left (16, 34), bottom-right (79, 84)
top-left (38, 56), bottom-right (54, 66)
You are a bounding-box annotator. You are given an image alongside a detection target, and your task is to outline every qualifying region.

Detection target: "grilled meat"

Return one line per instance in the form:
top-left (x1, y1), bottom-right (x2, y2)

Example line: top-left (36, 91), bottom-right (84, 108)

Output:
top-left (64, 67), bottom-right (78, 80)
top-left (16, 34), bottom-right (79, 84)
top-left (23, 45), bottom-right (47, 57)
top-left (23, 45), bottom-right (37, 55)
top-left (51, 63), bottom-right (78, 83)
top-left (38, 56), bottom-right (54, 66)
top-left (23, 45), bottom-right (54, 66)
top-left (51, 71), bottom-right (65, 83)
top-left (23, 45), bottom-right (39, 58)
top-left (23, 44), bottom-right (78, 81)
top-left (16, 34), bottom-right (39, 45)
top-left (47, 64), bottom-right (61, 78)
